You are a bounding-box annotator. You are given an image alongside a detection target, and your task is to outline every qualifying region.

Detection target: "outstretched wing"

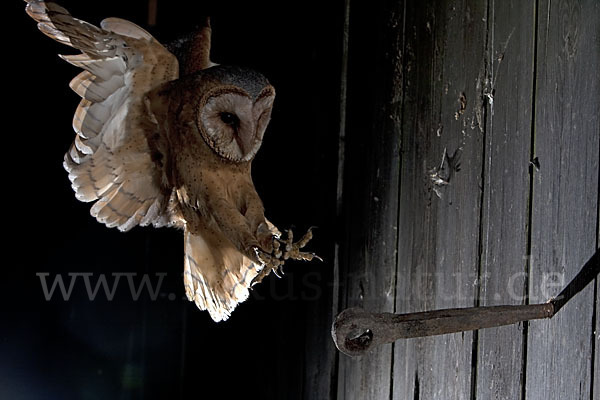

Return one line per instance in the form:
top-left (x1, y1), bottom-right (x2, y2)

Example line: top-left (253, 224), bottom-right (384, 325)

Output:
top-left (25, 1), bottom-right (179, 231)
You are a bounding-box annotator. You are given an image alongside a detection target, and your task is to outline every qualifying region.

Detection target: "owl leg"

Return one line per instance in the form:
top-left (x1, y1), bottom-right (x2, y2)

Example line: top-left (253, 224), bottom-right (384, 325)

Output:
top-left (251, 247), bottom-right (283, 285)
top-left (280, 228), bottom-right (322, 262)
top-left (250, 227), bottom-right (321, 286)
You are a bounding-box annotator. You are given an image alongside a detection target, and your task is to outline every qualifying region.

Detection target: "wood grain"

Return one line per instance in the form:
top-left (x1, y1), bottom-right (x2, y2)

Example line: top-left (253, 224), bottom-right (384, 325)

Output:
top-left (391, 0), bottom-right (486, 399)
top-left (525, 0), bottom-right (600, 399)
top-left (336, 1), bottom-right (405, 399)
top-left (592, 276), bottom-right (600, 400)
top-left (475, 1), bottom-right (536, 399)
top-left (330, 1), bottom-right (599, 399)
top-left (595, 170), bottom-right (599, 400)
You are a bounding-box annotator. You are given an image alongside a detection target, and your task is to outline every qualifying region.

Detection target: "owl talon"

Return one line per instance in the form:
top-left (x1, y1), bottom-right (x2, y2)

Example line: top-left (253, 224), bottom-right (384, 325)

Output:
top-left (251, 227), bottom-right (319, 286)
top-left (251, 247), bottom-right (285, 285)
top-left (278, 227), bottom-right (320, 262)
top-left (296, 227), bottom-right (316, 249)
top-left (273, 238), bottom-right (282, 258)
top-left (297, 252), bottom-right (323, 262)
top-left (272, 266), bottom-right (283, 278)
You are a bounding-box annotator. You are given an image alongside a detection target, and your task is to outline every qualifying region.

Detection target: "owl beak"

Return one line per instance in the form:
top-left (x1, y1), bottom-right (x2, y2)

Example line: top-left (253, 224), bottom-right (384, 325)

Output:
top-left (235, 136), bottom-right (249, 156)
top-left (235, 130), bottom-right (254, 157)
top-left (234, 119), bottom-right (258, 158)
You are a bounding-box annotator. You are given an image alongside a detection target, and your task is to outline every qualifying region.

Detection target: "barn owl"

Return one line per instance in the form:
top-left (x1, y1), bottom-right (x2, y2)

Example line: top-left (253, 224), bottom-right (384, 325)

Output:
top-left (25, 1), bottom-right (318, 322)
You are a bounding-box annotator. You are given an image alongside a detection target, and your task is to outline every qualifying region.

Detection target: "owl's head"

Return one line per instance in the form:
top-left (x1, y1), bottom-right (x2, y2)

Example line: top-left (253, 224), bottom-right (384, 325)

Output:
top-left (194, 66), bottom-right (275, 163)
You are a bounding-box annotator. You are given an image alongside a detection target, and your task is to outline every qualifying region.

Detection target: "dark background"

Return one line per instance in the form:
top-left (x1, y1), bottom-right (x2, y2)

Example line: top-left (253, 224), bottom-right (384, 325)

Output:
top-left (3, 1), bottom-right (343, 398)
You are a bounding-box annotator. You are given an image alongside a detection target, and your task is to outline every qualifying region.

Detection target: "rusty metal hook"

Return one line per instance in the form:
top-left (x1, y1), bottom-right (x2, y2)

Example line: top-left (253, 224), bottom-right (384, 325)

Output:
top-left (332, 248), bottom-right (599, 357)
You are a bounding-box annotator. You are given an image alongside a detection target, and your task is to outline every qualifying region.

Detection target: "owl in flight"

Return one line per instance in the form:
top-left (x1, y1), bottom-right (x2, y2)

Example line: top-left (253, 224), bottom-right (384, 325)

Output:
top-left (25, 1), bottom-right (318, 321)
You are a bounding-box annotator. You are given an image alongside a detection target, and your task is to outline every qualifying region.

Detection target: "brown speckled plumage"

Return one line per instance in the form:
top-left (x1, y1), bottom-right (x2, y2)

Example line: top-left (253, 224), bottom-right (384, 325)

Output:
top-left (25, 1), bottom-right (317, 321)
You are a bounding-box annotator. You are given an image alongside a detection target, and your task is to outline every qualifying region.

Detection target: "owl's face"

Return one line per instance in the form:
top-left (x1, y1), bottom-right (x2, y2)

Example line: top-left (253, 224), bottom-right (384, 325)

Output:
top-left (195, 67), bottom-right (275, 163)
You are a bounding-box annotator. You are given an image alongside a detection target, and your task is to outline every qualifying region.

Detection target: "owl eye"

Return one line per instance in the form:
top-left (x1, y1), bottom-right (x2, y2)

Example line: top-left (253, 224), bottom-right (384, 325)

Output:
top-left (219, 112), bottom-right (239, 127)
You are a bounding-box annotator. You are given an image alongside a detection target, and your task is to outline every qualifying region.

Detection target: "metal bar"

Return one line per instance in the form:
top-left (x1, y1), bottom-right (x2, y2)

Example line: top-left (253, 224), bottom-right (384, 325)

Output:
top-left (332, 248), bottom-right (600, 357)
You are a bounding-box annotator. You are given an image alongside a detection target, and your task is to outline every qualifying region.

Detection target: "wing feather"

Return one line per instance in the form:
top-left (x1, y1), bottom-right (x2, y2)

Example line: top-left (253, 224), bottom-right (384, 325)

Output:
top-left (100, 17), bottom-right (153, 40)
top-left (25, 1), bottom-right (179, 231)
top-left (183, 226), bottom-right (261, 322)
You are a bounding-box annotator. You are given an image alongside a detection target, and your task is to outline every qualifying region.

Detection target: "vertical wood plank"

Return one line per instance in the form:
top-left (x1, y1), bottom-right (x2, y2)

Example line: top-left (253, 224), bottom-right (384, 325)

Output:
top-left (593, 159), bottom-right (599, 400)
top-left (392, 1), bottom-right (486, 399)
top-left (526, 0), bottom-right (600, 399)
top-left (336, 1), bottom-right (405, 398)
top-left (328, 1), bottom-right (350, 399)
top-left (475, 1), bottom-right (535, 399)
top-left (596, 256), bottom-right (599, 400)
